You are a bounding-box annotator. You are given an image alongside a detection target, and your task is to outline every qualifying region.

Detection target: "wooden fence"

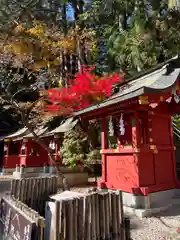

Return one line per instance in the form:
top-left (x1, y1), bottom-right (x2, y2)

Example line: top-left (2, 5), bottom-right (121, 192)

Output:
top-left (0, 196), bottom-right (45, 240)
top-left (9, 177), bottom-right (131, 239)
top-left (52, 191), bottom-right (131, 240)
top-left (10, 176), bottom-right (58, 216)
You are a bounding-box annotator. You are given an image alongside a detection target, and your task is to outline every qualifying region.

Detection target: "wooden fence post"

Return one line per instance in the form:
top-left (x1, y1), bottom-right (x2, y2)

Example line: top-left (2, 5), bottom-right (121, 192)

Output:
top-left (54, 201), bottom-right (60, 240)
top-left (95, 193), bottom-right (100, 239)
top-left (77, 197), bottom-right (84, 240)
top-left (111, 192), bottom-right (118, 237)
top-left (124, 217), bottom-right (131, 240)
top-left (104, 193), bottom-right (110, 239)
top-left (68, 199), bottom-right (74, 240)
top-left (91, 193), bottom-right (97, 239)
top-left (118, 191), bottom-right (124, 239)
top-left (99, 193), bottom-right (106, 239)
top-left (87, 194), bottom-right (92, 240)
top-left (73, 198), bottom-right (78, 240)
top-left (83, 195), bottom-right (90, 240)
top-left (115, 192), bottom-right (120, 237)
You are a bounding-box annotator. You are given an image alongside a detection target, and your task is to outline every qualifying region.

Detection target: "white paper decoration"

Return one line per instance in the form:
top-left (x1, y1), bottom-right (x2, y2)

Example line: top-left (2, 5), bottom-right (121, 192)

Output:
top-left (109, 116), bottom-right (114, 136)
top-left (119, 114), bottom-right (125, 136)
top-left (49, 141), bottom-right (56, 150)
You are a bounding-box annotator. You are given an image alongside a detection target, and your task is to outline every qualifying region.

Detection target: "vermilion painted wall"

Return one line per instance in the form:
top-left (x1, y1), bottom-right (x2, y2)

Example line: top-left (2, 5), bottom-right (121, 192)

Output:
top-left (105, 153), bottom-right (139, 192)
top-left (20, 140), bottom-right (49, 167)
top-left (99, 103), bottom-right (177, 195)
top-left (3, 155), bottom-right (20, 168)
top-left (3, 137), bottom-right (63, 169)
top-left (3, 141), bottom-right (21, 169)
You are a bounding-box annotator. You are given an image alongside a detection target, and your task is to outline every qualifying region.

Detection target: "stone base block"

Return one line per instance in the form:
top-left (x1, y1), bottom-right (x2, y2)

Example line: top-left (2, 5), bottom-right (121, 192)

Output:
top-left (107, 188), bottom-right (177, 218)
top-left (13, 169), bottom-right (88, 187)
top-left (3, 167), bottom-right (44, 176)
top-left (122, 189), bottom-right (175, 209)
top-left (1, 168), bottom-right (15, 175)
top-left (123, 204), bottom-right (173, 218)
top-left (12, 166), bottom-right (85, 178)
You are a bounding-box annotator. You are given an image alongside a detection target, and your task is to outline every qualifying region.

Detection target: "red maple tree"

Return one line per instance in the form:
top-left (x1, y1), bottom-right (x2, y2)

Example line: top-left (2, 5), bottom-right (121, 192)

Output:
top-left (42, 65), bottom-right (123, 115)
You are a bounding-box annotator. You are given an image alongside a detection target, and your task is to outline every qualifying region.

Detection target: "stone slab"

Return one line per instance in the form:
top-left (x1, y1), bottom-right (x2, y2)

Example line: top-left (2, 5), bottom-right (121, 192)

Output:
top-left (50, 191), bottom-right (86, 201)
top-left (124, 203), bottom-right (173, 218)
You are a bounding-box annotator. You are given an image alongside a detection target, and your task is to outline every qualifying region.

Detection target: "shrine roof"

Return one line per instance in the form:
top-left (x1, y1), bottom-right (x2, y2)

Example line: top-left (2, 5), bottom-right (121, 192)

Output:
top-left (21, 127), bottom-right (48, 139)
top-left (43, 117), bottom-right (78, 137)
top-left (74, 56), bottom-right (180, 117)
top-left (2, 127), bottom-right (29, 141)
top-left (1, 118), bottom-right (78, 141)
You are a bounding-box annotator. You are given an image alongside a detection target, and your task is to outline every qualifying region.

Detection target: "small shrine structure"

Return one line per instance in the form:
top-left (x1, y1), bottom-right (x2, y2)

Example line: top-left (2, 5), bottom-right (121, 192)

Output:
top-left (74, 56), bottom-right (180, 216)
top-left (16, 127), bottom-right (48, 170)
top-left (1, 127), bottom-right (29, 174)
top-left (1, 127), bottom-right (48, 175)
top-left (0, 118), bottom-right (79, 175)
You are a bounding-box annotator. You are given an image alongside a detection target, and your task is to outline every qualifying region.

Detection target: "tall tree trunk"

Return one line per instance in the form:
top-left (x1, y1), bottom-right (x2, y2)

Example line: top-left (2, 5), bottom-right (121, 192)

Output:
top-left (72, 0), bottom-right (85, 71)
top-left (78, 0), bottom-right (87, 64)
top-left (61, 2), bottom-right (68, 87)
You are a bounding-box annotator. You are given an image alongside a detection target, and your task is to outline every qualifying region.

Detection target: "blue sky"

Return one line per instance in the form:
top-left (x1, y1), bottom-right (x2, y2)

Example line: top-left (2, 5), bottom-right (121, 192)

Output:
top-left (67, 4), bottom-right (74, 20)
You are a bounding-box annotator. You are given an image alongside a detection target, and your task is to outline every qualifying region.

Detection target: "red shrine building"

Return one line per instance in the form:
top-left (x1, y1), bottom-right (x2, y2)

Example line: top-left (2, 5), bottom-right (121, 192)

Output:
top-left (0, 118), bottom-right (78, 175)
top-left (1, 127), bottom-right (48, 174)
top-left (74, 56), bottom-right (180, 216)
top-left (1, 127), bottom-right (29, 174)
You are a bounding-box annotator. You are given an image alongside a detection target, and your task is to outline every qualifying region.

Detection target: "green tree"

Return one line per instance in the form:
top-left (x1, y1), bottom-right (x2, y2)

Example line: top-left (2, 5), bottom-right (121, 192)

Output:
top-left (61, 121), bottom-right (101, 167)
top-left (0, 0), bottom-right (76, 189)
top-left (61, 124), bottom-right (88, 167)
top-left (79, 0), bottom-right (180, 76)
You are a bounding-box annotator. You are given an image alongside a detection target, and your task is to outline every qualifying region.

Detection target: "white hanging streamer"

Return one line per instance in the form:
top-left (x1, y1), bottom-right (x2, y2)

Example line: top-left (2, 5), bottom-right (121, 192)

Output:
top-left (166, 97), bottom-right (172, 103)
top-left (21, 143), bottom-right (26, 150)
top-left (4, 145), bottom-right (8, 151)
top-left (149, 103), bottom-right (158, 109)
top-left (172, 84), bottom-right (180, 103)
top-left (49, 141), bottom-right (56, 150)
top-left (119, 114), bottom-right (125, 136)
top-left (109, 116), bottom-right (114, 136)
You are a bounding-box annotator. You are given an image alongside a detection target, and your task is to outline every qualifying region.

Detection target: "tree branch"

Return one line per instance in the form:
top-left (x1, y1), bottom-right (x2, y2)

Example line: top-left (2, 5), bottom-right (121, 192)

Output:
top-left (2, 76), bottom-right (69, 190)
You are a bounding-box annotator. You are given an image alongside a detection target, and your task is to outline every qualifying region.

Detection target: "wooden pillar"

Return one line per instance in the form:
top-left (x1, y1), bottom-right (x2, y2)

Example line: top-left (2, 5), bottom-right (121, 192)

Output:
top-left (54, 139), bottom-right (61, 164)
top-left (19, 140), bottom-right (28, 166)
top-left (3, 142), bottom-right (9, 156)
top-left (169, 115), bottom-right (178, 186)
top-left (48, 138), bottom-right (60, 166)
top-left (132, 112), bottom-right (141, 149)
top-left (20, 141), bottom-right (28, 155)
top-left (3, 142), bottom-right (9, 168)
top-left (100, 118), bottom-right (108, 184)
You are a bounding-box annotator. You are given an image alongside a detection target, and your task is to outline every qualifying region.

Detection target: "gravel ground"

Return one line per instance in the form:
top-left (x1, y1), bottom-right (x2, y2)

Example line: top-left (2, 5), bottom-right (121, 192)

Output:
top-left (129, 205), bottom-right (180, 240)
top-left (0, 179), bottom-right (11, 197)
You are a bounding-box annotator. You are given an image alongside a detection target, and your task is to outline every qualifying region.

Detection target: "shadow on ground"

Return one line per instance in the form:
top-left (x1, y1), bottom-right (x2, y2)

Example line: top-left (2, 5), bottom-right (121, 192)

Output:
top-left (125, 213), bottom-right (144, 230)
top-left (153, 204), bottom-right (180, 218)
top-left (0, 180), bottom-right (11, 197)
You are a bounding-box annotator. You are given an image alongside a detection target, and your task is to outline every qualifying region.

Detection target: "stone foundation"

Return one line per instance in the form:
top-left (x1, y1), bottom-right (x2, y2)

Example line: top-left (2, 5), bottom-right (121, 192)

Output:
top-left (1, 165), bottom-right (85, 176)
top-left (0, 168), bottom-right (15, 175)
top-left (117, 189), bottom-right (177, 218)
top-left (12, 165), bottom-right (88, 187)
